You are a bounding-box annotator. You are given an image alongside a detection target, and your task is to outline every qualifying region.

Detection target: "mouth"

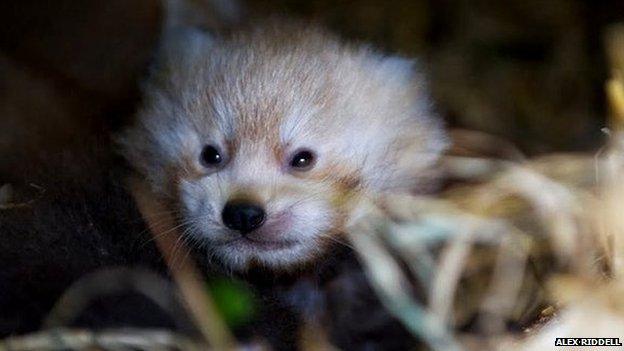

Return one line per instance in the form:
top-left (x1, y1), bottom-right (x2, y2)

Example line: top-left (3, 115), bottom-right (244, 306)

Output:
top-left (224, 237), bottom-right (299, 251)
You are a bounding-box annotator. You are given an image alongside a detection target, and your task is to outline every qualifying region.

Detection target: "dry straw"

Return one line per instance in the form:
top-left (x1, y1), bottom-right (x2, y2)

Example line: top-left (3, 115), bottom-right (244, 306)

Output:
top-left (344, 23), bottom-right (624, 351)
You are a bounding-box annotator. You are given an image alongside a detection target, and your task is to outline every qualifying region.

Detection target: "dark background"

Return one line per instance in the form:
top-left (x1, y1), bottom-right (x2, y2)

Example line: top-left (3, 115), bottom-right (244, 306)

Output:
top-left (1, 0), bottom-right (623, 157)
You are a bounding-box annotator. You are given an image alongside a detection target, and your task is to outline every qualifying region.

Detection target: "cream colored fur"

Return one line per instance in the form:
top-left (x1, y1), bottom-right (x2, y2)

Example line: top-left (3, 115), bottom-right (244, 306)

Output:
top-left (119, 21), bottom-right (447, 271)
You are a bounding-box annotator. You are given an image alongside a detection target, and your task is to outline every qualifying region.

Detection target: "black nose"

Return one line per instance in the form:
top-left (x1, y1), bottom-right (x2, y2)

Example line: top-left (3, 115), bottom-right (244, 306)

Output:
top-left (222, 201), bottom-right (266, 234)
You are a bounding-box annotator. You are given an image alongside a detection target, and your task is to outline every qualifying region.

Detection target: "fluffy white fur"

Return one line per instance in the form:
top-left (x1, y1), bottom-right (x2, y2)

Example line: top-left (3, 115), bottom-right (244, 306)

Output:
top-left (119, 21), bottom-right (447, 271)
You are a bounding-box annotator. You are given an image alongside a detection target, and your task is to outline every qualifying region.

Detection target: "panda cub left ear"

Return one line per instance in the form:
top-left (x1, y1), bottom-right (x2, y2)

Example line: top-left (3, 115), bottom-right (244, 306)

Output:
top-left (155, 0), bottom-right (244, 69)
top-left (157, 26), bottom-right (215, 68)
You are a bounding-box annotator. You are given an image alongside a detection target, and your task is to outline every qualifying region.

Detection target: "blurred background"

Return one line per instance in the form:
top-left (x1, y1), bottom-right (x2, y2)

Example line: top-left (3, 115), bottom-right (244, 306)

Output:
top-left (3, 2), bottom-right (624, 348)
top-left (1, 0), bottom-right (623, 157)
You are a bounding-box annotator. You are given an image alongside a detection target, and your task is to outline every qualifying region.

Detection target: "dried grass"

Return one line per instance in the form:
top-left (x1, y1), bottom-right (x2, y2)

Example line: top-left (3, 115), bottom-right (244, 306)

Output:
top-left (341, 23), bottom-right (624, 351)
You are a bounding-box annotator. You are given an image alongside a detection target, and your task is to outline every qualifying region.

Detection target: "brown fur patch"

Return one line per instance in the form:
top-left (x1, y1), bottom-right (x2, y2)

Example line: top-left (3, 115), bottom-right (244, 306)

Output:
top-left (179, 152), bottom-right (205, 180)
top-left (226, 188), bottom-right (264, 205)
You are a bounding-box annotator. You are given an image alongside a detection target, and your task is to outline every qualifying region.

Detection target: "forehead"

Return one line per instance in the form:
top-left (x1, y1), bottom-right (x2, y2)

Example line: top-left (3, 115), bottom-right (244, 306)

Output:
top-left (160, 31), bottom-right (404, 157)
top-left (198, 57), bottom-right (335, 145)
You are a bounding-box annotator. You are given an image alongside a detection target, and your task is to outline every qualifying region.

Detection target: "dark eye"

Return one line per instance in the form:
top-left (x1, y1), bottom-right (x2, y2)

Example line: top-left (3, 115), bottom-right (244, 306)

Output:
top-left (200, 145), bottom-right (223, 167)
top-left (289, 149), bottom-right (316, 171)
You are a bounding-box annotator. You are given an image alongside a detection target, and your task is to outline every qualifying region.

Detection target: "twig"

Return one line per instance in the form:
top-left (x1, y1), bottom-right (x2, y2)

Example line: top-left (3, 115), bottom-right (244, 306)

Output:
top-left (130, 178), bottom-right (236, 350)
top-left (0, 328), bottom-right (205, 351)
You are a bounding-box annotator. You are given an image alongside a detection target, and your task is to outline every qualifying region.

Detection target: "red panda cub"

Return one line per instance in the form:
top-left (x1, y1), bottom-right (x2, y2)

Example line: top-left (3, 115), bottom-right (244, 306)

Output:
top-left (119, 21), bottom-right (447, 273)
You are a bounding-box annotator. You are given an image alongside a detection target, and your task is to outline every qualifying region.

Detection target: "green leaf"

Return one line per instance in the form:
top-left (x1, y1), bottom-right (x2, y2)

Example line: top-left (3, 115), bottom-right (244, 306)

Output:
top-left (207, 278), bottom-right (256, 328)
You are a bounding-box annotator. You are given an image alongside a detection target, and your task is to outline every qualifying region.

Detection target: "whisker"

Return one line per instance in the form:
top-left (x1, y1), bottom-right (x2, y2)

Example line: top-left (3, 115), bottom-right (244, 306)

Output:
top-left (317, 232), bottom-right (355, 250)
top-left (140, 218), bottom-right (195, 248)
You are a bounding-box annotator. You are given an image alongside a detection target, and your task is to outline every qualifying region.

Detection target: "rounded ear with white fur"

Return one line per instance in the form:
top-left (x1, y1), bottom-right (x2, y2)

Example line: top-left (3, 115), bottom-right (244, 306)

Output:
top-left (158, 27), bottom-right (215, 68)
top-left (155, 0), bottom-right (243, 70)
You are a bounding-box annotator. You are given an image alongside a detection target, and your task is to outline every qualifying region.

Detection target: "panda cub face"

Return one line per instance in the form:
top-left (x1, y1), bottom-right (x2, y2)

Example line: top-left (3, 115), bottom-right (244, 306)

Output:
top-left (120, 22), bottom-right (447, 271)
